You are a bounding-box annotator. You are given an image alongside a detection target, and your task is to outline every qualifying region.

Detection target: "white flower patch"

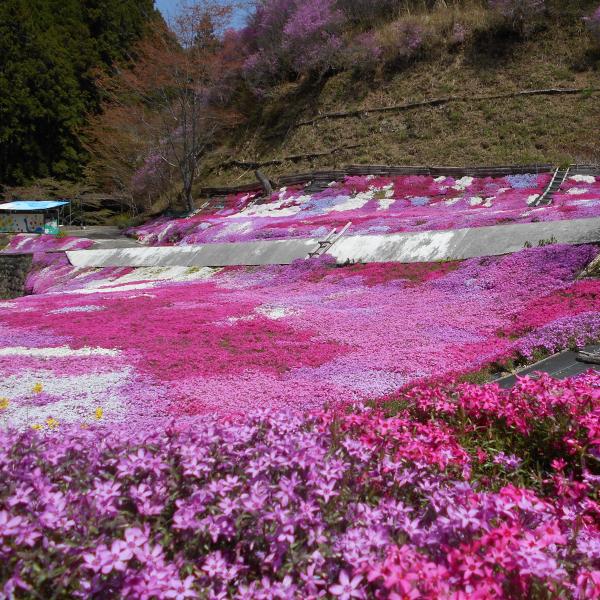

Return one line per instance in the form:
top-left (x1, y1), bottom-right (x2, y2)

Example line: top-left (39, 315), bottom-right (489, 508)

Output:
top-left (483, 198), bottom-right (494, 208)
top-left (66, 266), bottom-right (216, 294)
top-left (63, 238), bottom-right (94, 250)
top-left (520, 208), bottom-right (542, 217)
top-left (375, 185), bottom-right (395, 210)
top-left (214, 221), bottom-right (254, 239)
top-left (235, 196), bottom-right (304, 218)
top-left (67, 282), bottom-right (162, 295)
top-left (570, 175), bottom-right (596, 184)
top-left (255, 305), bottom-right (298, 320)
top-left (527, 194), bottom-right (540, 206)
top-left (157, 222), bottom-right (177, 243)
top-left (0, 346), bottom-right (120, 358)
top-left (221, 315), bottom-right (256, 326)
top-left (325, 190), bottom-right (373, 213)
top-left (378, 198), bottom-right (395, 210)
top-left (50, 305), bottom-right (103, 314)
top-left (434, 176), bottom-right (447, 183)
top-left (128, 293), bottom-right (156, 299)
top-left (469, 197), bottom-right (484, 206)
top-left (0, 368), bottom-right (131, 429)
top-left (453, 176), bottom-right (474, 191)
top-left (567, 188), bottom-right (588, 196)
top-left (445, 197), bottom-right (462, 206)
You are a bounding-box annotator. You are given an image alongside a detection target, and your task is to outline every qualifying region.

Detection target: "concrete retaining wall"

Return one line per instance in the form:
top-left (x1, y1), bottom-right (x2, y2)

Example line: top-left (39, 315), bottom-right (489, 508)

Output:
top-left (0, 253), bottom-right (32, 298)
top-left (328, 218), bottom-right (600, 264)
top-left (68, 238), bottom-right (319, 268)
top-left (66, 217), bottom-right (600, 268)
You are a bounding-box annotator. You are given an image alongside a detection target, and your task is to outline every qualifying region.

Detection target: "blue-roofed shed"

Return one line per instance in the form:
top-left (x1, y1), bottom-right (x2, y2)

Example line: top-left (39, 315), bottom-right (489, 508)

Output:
top-left (0, 200), bottom-right (69, 234)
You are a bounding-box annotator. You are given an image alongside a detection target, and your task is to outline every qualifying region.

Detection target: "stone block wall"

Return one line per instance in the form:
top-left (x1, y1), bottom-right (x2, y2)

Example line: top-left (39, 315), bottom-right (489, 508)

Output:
top-left (0, 253), bottom-right (33, 299)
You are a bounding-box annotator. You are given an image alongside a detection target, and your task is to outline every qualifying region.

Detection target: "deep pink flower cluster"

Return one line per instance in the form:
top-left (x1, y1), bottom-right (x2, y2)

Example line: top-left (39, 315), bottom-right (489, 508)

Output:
top-left (130, 173), bottom-right (600, 246)
top-left (1, 373), bottom-right (599, 598)
top-left (0, 241), bottom-right (598, 428)
top-left (3, 234), bottom-right (93, 254)
top-left (404, 371), bottom-right (600, 445)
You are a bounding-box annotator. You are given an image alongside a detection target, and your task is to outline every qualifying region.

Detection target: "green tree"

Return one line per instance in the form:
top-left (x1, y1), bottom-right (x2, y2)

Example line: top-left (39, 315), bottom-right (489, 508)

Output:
top-left (0, 0), bottom-right (157, 185)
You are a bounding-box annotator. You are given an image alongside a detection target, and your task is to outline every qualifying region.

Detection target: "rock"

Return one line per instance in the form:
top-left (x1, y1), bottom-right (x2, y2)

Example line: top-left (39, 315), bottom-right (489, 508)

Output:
top-left (0, 253), bottom-right (33, 298)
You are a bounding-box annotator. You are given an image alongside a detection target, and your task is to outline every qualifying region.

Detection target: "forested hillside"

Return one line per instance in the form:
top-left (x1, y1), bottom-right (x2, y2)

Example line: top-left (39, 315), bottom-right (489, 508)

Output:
top-left (200, 0), bottom-right (600, 188)
top-left (0, 0), bottom-right (157, 184)
top-left (2, 0), bottom-right (600, 218)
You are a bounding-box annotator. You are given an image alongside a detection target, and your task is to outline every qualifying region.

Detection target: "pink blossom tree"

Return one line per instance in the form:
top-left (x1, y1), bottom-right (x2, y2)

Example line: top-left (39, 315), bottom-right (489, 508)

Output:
top-left (241, 0), bottom-right (345, 89)
top-left (89, 1), bottom-right (242, 213)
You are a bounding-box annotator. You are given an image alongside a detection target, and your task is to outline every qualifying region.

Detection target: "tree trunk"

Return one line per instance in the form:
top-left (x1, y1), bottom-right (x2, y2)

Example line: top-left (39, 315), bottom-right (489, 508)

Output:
top-left (255, 169), bottom-right (273, 197)
top-left (183, 185), bottom-right (194, 213)
top-left (181, 158), bottom-right (195, 213)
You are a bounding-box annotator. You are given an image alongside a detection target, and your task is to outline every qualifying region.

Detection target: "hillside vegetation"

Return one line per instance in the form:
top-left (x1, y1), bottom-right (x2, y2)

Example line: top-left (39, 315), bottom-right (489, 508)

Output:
top-left (2, 0), bottom-right (600, 216)
top-left (200, 1), bottom-right (600, 189)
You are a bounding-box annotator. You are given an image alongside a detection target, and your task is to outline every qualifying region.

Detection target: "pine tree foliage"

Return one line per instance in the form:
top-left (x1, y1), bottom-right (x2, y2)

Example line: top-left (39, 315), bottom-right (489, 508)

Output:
top-left (0, 0), bottom-right (157, 184)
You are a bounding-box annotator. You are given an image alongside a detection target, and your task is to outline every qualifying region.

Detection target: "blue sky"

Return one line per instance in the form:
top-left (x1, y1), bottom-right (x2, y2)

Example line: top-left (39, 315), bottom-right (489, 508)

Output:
top-left (155, 0), bottom-right (181, 21)
top-left (155, 0), bottom-right (249, 28)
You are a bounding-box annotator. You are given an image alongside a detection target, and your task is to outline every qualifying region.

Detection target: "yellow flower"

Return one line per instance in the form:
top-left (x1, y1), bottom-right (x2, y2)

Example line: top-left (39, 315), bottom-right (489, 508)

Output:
top-left (32, 382), bottom-right (43, 394)
top-left (95, 407), bottom-right (104, 420)
top-left (31, 423), bottom-right (42, 430)
top-left (0, 398), bottom-right (8, 410)
top-left (46, 417), bottom-right (59, 429)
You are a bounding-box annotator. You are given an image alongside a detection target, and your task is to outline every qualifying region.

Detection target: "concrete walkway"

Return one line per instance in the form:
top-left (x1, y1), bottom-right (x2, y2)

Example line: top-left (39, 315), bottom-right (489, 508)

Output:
top-left (62, 226), bottom-right (125, 240)
top-left (66, 217), bottom-right (600, 268)
top-left (62, 226), bottom-right (142, 250)
top-left (494, 345), bottom-right (600, 388)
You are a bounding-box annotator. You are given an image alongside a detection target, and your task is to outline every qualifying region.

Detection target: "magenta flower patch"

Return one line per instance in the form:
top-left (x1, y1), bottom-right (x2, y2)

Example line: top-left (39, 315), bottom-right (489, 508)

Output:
top-left (129, 173), bottom-right (600, 246)
top-left (1, 372), bottom-right (599, 597)
top-left (1, 242), bottom-right (598, 428)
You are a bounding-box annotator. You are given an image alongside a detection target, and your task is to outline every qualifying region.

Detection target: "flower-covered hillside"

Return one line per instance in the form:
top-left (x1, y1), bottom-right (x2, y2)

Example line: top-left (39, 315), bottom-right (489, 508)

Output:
top-left (3, 234), bottom-right (94, 254)
top-left (1, 243), bottom-right (599, 429)
top-left (1, 373), bottom-right (599, 598)
top-left (131, 173), bottom-right (600, 245)
top-left (552, 174), bottom-right (600, 212)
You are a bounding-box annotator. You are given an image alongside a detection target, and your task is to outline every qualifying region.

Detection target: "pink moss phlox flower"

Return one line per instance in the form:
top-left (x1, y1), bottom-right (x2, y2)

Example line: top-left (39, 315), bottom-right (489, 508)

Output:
top-left (0, 378), bottom-right (599, 596)
top-left (329, 570), bottom-right (364, 599)
top-left (127, 174), bottom-right (600, 246)
top-left (2, 241), bottom-right (597, 425)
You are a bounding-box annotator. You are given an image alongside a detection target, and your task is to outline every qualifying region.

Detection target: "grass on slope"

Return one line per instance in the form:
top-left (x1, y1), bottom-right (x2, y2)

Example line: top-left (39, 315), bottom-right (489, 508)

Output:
top-left (200, 18), bottom-right (600, 189)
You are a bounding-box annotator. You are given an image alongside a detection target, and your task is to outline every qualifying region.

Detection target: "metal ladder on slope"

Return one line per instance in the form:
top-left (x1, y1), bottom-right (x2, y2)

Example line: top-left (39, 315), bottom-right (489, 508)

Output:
top-left (533, 166), bottom-right (570, 206)
top-left (307, 222), bottom-right (352, 258)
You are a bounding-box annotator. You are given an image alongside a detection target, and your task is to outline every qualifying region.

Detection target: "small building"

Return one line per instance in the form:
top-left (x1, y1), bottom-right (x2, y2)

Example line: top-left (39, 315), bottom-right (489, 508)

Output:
top-left (0, 200), bottom-right (69, 234)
